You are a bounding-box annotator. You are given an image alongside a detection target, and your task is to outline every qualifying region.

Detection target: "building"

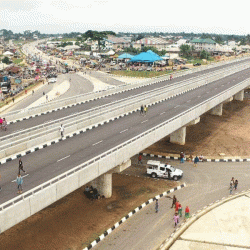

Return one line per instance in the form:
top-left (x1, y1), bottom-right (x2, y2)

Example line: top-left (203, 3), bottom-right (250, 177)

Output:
top-left (104, 35), bottom-right (130, 50)
top-left (133, 37), bottom-right (170, 51)
top-left (189, 38), bottom-right (217, 52)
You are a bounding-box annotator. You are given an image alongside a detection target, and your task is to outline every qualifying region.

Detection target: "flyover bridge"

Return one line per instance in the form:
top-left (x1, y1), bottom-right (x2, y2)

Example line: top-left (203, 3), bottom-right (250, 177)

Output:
top-left (0, 57), bottom-right (250, 234)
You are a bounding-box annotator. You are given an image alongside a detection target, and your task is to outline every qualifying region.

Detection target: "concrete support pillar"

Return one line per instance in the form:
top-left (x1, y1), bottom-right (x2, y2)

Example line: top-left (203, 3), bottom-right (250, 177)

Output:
top-left (210, 103), bottom-right (223, 116)
top-left (91, 160), bottom-right (131, 199)
top-left (92, 173), bottom-right (112, 198)
top-left (234, 90), bottom-right (244, 101)
top-left (223, 97), bottom-right (233, 103)
top-left (170, 127), bottom-right (186, 145)
top-left (186, 117), bottom-right (200, 126)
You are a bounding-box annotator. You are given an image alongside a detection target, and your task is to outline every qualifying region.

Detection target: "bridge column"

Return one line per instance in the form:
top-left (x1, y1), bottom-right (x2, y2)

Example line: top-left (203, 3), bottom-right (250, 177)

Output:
top-left (210, 103), bottom-right (223, 116)
top-left (91, 160), bottom-right (131, 198)
top-left (170, 127), bottom-right (186, 145)
top-left (234, 90), bottom-right (244, 101)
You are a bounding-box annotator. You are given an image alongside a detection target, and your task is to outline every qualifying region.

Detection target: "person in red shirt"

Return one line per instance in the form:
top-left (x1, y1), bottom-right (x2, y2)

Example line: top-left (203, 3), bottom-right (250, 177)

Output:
top-left (185, 206), bottom-right (190, 219)
top-left (138, 154), bottom-right (142, 164)
top-left (175, 201), bottom-right (179, 212)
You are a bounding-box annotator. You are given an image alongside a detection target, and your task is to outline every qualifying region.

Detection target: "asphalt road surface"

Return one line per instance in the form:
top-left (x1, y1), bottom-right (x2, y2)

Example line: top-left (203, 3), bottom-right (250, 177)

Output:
top-left (95, 157), bottom-right (250, 250)
top-left (0, 66), bottom-right (249, 206)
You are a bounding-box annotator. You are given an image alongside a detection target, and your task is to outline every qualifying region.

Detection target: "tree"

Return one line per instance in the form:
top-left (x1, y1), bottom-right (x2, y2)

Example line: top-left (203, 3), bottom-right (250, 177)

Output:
top-left (180, 44), bottom-right (192, 59)
top-left (2, 56), bottom-right (10, 64)
top-left (215, 35), bottom-right (223, 44)
top-left (200, 50), bottom-right (210, 59)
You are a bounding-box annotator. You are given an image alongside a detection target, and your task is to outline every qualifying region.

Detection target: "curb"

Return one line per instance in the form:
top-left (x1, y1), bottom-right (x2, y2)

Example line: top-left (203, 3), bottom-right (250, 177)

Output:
top-left (158, 188), bottom-right (250, 250)
top-left (141, 153), bottom-right (250, 163)
top-left (82, 183), bottom-right (187, 250)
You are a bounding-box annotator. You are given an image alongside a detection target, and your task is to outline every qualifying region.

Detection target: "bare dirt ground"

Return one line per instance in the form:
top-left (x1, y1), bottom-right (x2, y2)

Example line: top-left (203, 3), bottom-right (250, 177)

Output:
top-left (144, 96), bottom-right (250, 159)
top-left (0, 172), bottom-right (177, 250)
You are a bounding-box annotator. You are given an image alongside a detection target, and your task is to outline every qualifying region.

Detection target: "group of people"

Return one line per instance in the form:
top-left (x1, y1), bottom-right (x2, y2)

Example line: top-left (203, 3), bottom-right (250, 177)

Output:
top-left (181, 152), bottom-right (204, 167)
top-left (140, 105), bottom-right (148, 115)
top-left (171, 195), bottom-right (190, 227)
top-left (155, 195), bottom-right (190, 227)
top-left (229, 177), bottom-right (238, 194)
top-left (84, 186), bottom-right (103, 200)
top-left (0, 117), bottom-right (7, 131)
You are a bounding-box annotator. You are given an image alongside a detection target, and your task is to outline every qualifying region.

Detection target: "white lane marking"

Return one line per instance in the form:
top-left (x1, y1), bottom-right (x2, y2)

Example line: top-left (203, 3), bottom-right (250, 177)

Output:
top-left (12, 174), bottom-right (29, 182)
top-left (141, 120), bottom-right (148, 124)
top-left (120, 129), bottom-right (128, 134)
top-left (197, 96), bottom-right (201, 98)
top-left (92, 140), bottom-right (103, 146)
top-left (160, 112), bottom-right (165, 116)
top-left (57, 155), bottom-right (70, 162)
top-left (174, 105), bottom-right (180, 109)
top-left (186, 100), bottom-right (191, 103)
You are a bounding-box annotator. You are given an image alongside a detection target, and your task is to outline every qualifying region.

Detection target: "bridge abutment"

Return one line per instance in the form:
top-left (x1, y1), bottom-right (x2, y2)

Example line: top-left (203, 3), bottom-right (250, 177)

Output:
top-left (210, 103), bottom-right (223, 116)
top-left (234, 90), bottom-right (244, 101)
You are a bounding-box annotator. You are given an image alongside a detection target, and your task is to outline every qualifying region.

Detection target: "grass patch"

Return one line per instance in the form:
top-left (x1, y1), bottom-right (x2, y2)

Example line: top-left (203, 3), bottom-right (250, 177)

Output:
top-left (111, 70), bottom-right (173, 78)
top-left (13, 59), bottom-right (23, 64)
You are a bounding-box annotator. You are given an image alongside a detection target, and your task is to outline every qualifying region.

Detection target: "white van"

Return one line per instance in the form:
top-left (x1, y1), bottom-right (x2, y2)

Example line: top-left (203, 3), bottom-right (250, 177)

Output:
top-left (146, 160), bottom-right (183, 181)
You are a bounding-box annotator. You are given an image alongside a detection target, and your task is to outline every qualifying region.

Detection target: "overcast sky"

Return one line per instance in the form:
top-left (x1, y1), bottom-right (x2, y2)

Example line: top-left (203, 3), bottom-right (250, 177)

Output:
top-left (1, 0), bottom-right (249, 35)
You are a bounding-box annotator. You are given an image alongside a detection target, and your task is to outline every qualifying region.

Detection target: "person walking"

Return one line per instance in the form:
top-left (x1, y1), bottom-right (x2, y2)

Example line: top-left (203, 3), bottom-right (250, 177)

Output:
top-left (194, 156), bottom-right (199, 167)
top-left (173, 212), bottom-right (179, 227)
top-left (171, 195), bottom-right (177, 208)
top-left (1, 118), bottom-right (7, 131)
top-left (138, 154), bottom-right (142, 164)
top-left (175, 200), bottom-right (180, 213)
top-left (144, 105), bottom-right (148, 115)
top-left (16, 174), bottom-right (23, 194)
top-left (180, 152), bottom-right (185, 163)
top-left (60, 124), bottom-right (64, 138)
top-left (46, 95), bottom-right (48, 102)
top-left (18, 158), bottom-right (26, 174)
top-left (234, 180), bottom-right (238, 190)
top-left (229, 183), bottom-right (233, 194)
top-left (230, 177), bottom-right (235, 186)
top-left (155, 199), bottom-right (159, 213)
top-left (178, 203), bottom-right (182, 217)
top-left (140, 105), bottom-right (144, 115)
top-left (185, 206), bottom-right (190, 220)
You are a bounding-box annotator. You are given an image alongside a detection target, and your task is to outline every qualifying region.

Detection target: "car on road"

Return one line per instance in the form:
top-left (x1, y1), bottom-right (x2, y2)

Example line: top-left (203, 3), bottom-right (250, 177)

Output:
top-left (193, 63), bottom-right (201, 66)
top-left (48, 78), bottom-right (57, 83)
top-left (146, 160), bottom-right (183, 181)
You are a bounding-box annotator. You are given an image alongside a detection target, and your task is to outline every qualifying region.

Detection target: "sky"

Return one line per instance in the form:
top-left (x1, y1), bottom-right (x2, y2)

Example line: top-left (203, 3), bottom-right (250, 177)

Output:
top-left (0, 0), bottom-right (249, 35)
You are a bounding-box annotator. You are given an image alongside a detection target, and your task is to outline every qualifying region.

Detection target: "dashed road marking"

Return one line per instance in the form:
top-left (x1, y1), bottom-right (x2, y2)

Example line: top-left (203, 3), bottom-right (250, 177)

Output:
top-left (174, 105), bottom-right (180, 109)
top-left (92, 140), bottom-right (103, 146)
top-left (186, 100), bottom-right (191, 103)
top-left (57, 155), bottom-right (70, 162)
top-left (12, 174), bottom-right (29, 182)
top-left (160, 112), bottom-right (165, 115)
top-left (141, 120), bottom-right (148, 124)
top-left (120, 129), bottom-right (128, 134)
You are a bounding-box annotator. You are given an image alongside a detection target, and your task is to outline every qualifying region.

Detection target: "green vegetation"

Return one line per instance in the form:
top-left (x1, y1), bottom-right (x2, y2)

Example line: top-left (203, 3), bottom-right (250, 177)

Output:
top-left (13, 58), bottom-right (23, 64)
top-left (111, 70), bottom-right (173, 78)
top-left (2, 56), bottom-right (11, 64)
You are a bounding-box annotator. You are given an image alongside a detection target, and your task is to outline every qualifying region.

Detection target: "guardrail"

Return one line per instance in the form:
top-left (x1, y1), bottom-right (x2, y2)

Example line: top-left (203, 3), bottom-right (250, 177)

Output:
top-left (3, 56), bottom-right (250, 122)
top-left (0, 62), bottom-right (249, 159)
top-left (0, 77), bottom-right (249, 234)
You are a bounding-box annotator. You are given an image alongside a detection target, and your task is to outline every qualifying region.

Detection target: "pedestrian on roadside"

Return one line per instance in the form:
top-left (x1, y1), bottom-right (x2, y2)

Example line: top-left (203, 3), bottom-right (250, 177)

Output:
top-left (144, 105), bottom-right (148, 115)
top-left (2, 118), bottom-right (7, 131)
top-left (138, 154), bottom-right (142, 164)
top-left (60, 124), bottom-right (64, 138)
top-left (229, 183), bottom-right (233, 194)
top-left (234, 180), bottom-right (238, 190)
top-left (32, 90), bottom-right (34, 95)
top-left (155, 199), bottom-right (159, 213)
top-left (43, 91), bottom-right (45, 96)
top-left (199, 154), bottom-right (204, 162)
top-left (46, 95), bottom-right (48, 102)
top-left (185, 206), bottom-right (190, 219)
top-left (178, 203), bottom-right (182, 217)
top-left (171, 195), bottom-right (177, 208)
top-left (0, 117), bottom-right (2, 129)
top-left (12, 97), bottom-right (15, 103)
top-left (18, 158), bottom-right (26, 174)
top-left (194, 156), bottom-right (199, 167)
top-left (180, 152), bottom-right (185, 163)
top-left (173, 212), bottom-right (179, 227)
top-left (140, 105), bottom-right (144, 115)
top-left (188, 154), bottom-right (193, 162)
top-left (230, 177), bottom-right (235, 186)
top-left (16, 174), bottom-right (23, 194)
top-left (175, 200), bottom-right (180, 213)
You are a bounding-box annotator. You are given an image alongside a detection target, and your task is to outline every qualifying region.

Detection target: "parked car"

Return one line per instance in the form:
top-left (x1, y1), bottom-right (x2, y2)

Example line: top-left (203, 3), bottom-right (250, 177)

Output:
top-left (146, 160), bottom-right (183, 181)
top-left (193, 63), bottom-right (201, 66)
top-left (48, 78), bottom-right (57, 83)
